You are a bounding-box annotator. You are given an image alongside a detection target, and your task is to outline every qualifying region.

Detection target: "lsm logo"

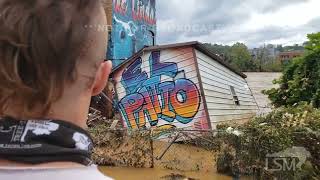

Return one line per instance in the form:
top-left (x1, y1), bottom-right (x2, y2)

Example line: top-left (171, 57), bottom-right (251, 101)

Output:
top-left (118, 51), bottom-right (201, 130)
top-left (265, 147), bottom-right (311, 172)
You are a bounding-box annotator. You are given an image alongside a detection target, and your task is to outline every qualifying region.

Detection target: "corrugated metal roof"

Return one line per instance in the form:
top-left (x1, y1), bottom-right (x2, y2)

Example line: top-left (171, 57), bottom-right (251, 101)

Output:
top-left (110, 41), bottom-right (247, 78)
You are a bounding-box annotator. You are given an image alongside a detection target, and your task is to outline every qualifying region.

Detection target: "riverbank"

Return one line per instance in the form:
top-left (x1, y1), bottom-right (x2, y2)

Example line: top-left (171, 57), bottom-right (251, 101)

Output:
top-left (89, 121), bottom-right (229, 178)
top-left (94, 137), bottom-right (233, 179)
top-left (99, 166), bottom-right (232, 180)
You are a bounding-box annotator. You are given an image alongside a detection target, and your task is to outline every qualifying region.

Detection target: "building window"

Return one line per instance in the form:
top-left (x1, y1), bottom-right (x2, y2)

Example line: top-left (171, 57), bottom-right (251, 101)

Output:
top-left (230, 86), bottom-right (240, 106)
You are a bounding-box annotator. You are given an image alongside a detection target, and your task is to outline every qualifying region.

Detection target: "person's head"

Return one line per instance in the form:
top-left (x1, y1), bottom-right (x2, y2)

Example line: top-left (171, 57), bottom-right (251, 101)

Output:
top-left (0, 0), bottom-right (112, 127)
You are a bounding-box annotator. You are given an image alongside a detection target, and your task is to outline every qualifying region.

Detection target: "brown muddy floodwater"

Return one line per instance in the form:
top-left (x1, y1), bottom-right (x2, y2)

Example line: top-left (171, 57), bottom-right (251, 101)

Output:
top-left (96, 140), bottom-right (256, 179)
top-left (99, 167), bottom-right (233, 180)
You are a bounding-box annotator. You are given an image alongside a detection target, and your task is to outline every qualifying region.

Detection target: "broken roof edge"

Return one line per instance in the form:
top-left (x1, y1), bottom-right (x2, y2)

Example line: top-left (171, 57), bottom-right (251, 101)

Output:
top-left (111, 41), bottom-right (247, 79)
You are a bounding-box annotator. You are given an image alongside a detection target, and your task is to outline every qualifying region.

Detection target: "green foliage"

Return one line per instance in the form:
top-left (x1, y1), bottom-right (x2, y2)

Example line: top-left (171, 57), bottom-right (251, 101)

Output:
top-left (203, 41), bottom-right (307, 73)
top-left (305, 32), bottom-right (320, 52)
top-left (230, 43), bottom-right (257, 71)
top-left (281, 44), bottom-right (305, 52)
top-left (276, 44), bottom-right (305, 53)
top-left (202, 43), bottom-right (232, 63)
top-left (203, 42), bottom-right (284, 72)
top-left (264, 47), bottom-right (320, 108)
top-left (216, 104), bottom-right (320, 179)
top-left (203, 42), bottom-right (259, 72)
top-left (261, 58), bottom-right (283, 72)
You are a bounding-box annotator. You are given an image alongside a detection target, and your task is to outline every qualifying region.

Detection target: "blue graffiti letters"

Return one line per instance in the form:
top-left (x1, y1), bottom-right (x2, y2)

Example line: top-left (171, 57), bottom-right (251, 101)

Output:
top-left (118, 51), bottom-right (201, 129)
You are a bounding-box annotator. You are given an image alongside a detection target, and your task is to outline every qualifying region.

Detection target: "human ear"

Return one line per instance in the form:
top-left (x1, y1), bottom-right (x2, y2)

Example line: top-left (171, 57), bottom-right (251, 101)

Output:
top-left (91, 60), bottom-right (112, 96)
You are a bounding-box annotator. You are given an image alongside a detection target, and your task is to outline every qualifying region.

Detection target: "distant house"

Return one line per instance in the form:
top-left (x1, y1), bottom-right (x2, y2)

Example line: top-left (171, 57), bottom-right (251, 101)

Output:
top-left (278, 51), bottom-right (304, 63)
top-left (110, 42), bottom-right (259, 132)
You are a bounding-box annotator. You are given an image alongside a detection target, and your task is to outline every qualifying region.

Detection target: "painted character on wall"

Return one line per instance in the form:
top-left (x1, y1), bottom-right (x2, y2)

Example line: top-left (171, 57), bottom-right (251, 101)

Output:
top-left (109, 0), bottom-right (156, 68)
top-left (118, 51), bottom-right (201, 130)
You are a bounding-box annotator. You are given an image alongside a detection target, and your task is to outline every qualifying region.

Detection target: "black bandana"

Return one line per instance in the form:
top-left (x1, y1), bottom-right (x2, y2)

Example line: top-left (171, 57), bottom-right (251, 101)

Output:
top-left (0, 117), bottom-right (94, 166)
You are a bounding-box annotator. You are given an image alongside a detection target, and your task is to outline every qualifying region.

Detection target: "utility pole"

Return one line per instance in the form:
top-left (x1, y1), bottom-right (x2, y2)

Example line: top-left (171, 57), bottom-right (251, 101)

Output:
top-left (258, 45), bottom-right (264, 72)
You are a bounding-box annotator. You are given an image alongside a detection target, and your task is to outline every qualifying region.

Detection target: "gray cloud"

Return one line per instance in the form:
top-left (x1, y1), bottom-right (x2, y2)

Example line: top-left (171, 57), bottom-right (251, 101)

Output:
top-left (259, 0), bottom-right (310, 13)
top-left (195, 22), bottom-right (319, 48)
top-left (156, 0), bottom-right (317, 46)
top-left (308, 17), bottom-right (320, 29)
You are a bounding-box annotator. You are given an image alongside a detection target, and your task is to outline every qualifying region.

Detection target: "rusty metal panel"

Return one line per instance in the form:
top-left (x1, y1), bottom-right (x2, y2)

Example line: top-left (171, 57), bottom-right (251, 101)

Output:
top-left (112, 47), bottom-right (209, 134)
top-left (195, 49), bottom-right (258, 128)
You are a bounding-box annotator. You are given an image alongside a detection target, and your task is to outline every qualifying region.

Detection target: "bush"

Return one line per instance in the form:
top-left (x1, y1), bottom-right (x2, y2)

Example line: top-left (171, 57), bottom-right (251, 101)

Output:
top-left (264, 32), bottom-right (320, 108)
top-left (89, 121), bottom-right (153, 168)
top-left (216, 104), bottom-right (320, 179)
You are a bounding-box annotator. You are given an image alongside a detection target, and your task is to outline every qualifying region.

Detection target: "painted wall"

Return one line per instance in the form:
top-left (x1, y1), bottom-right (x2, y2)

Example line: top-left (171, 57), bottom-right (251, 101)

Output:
top-left (108, 0), bottom-right (156, 68)
top-left (113, 47), bottom-right (209, 132)
top-left (195, 50), bottom-right (258, 128)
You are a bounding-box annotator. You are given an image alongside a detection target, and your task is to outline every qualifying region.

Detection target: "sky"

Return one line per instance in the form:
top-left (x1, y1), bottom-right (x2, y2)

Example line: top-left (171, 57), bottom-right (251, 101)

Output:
top-left (156, 0), bottom-right (320, 48)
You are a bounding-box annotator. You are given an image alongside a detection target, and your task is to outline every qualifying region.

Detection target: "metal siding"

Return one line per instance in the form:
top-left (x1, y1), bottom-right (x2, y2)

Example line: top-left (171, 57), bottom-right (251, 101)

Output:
top-left (113, 47), bottom-right (209, 132)
top-left (195, 50), bottom-right (258, 127)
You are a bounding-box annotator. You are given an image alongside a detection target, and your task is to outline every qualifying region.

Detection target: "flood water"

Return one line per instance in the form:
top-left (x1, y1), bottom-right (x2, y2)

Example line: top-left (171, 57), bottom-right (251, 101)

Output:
top-left (99, 166), bottom-right (233, 180)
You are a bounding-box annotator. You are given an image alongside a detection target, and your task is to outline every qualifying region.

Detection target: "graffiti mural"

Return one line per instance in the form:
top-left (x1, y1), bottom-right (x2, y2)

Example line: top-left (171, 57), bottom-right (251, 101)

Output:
top-left (114, 49), bottom-right (209, 131)
top-left (108, 0), bottom-right (156, 68)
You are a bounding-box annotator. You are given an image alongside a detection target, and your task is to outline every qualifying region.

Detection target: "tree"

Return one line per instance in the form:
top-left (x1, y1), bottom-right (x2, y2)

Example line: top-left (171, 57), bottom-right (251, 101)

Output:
top-left (276, 44), bottom-right (284, 52)
top-left (202, 43), bottom-right (232, 63)
top-left (264, 32), bottom-right (320, 108)
top-left (305, 32), bottom-right (320, 52)
top-left (230, 42), bottom-right (256, 71)
top-left (204, 42), bottom-right (282, 72)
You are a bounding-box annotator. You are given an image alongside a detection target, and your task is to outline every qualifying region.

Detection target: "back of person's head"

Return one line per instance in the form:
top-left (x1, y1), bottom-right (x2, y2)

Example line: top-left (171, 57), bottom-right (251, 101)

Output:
top-left (0, 0), bottom-right (111, 123)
